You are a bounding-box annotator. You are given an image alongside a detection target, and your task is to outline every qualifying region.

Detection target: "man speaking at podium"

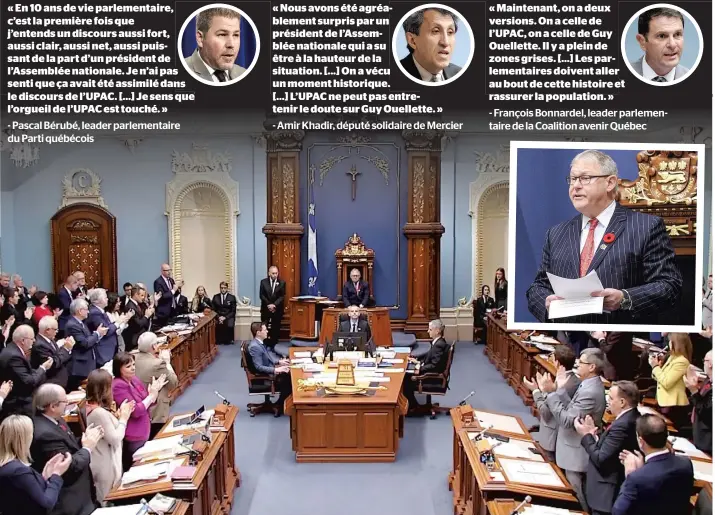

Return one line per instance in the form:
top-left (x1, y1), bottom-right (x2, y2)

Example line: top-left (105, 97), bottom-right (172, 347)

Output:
top-left (343, 268), bottom-right (371, 308)
top-left (526, 150), bottom-right (682, 325)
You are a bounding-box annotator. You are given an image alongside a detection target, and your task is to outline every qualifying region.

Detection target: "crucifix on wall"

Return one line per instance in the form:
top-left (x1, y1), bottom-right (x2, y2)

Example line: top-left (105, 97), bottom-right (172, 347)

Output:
top-left (346, 165), bottom-right (361, 201)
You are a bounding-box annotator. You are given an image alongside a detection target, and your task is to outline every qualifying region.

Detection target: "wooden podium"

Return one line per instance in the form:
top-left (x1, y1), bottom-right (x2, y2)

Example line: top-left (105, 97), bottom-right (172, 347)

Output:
top-left (318, 306), bottom-right (392, 346)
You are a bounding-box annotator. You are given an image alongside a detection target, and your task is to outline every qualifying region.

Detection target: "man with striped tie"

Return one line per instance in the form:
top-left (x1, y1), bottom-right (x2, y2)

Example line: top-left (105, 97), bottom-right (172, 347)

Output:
top-left (630, 7), bottom-right (690, 83)
top-left (526, 150), bottom-right (682, 325)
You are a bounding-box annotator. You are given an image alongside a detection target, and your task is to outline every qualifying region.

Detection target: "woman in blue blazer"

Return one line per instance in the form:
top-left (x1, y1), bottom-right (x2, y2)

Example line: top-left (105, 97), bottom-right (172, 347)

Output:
top-left (0, 415), bottom-right (72, 515)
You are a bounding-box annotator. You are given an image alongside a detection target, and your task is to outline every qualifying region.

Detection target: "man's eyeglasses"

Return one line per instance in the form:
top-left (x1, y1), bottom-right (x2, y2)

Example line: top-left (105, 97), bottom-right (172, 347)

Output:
top-left (566, 175), bottom-right (612, 186)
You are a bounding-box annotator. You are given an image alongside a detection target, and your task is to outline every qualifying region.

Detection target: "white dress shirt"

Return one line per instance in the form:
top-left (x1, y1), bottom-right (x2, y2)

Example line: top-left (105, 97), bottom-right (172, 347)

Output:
top-left (580, 200), bottom-right (617, 253)
top-left (641, 56), bottom-right (677, 82)
top-left (644, 449), bottom-right (670, 462)
top-left (413, 56), bottom-right (444, 82)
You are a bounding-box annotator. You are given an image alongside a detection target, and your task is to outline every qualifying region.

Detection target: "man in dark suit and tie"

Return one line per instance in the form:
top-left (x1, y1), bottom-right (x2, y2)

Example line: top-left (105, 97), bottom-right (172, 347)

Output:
top-left (72, 271), bottom-right (88, 299)
top-left (57, 275), bottom-right (78, 338)
top-left (64, 298), bottom-right (108, 392)
top-left (212, 281), bottom-right (236, 345)
top-left (575, 380), bottom-right (640, 515)
top-left (31, 383), bottom-right (104, 515)
top-left (527, 150), bottom-right (682, 325)
top-left (122, 285), bottom-right (152, 353)
top-left (119, 282), bottom-right (133, 312)
top-left (247, 322), bottom-right (292, 415)
top-left (399, 7), bottom-right (462, 84)
top-left (343, 268), bottom-right (370, 307)
top-left (12, 274), bottom-right (36, 313)
top-left (86, 288), bottom-right (127, 368)
top-left (338, 305), bottom-right (372, 344)
top-left (153, 264), bottom-right (184, 328)
top-left (0, 325), bottom-right (53, 419)
top-left (613, 414), bottom-right (694, 515)
top-left (259, 266), bottom-right (286, 349)
top-left (0, 286), bottom-right (30, 339)
top-left (32, 316), bottom-right (74, 391)
top-left (404, 319), bottom-right (450, 410)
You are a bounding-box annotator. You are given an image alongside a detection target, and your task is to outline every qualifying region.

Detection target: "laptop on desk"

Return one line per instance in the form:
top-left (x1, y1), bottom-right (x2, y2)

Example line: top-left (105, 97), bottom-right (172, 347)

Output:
top-left (173, 405), bottom-right (205, 427)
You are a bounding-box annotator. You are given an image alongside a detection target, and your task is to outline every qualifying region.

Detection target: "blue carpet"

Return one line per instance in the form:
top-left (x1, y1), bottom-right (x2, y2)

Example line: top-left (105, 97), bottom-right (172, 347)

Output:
top-left (170, 342), bottom-right (537, 515)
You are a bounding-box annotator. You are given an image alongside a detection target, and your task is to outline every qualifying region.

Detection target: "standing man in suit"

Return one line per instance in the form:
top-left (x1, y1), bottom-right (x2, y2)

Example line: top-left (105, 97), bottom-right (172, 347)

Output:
top-left (404, 319), bottom-right (450, 410)
top-left (703, 274), bottom-right (713, 329)
top-left (0, 287), bottom-right (30, 339)
top-left (153, 264), bottom-right (184, 328)
top-left (134, 332), bottom-right (178, 438)
top-left (119, 282), bottom-right (133, 312)
top-left (31, 383), bottom-right (104, 515)
top-left (342, 268), bottom-right (370, 307)
top-left (685, 350), bottom-right (712, 454)
top-left (12, 275), bottom-right (36, 313)
top-left (536, 348), bottom-right (607, 510)
top-left (259, 266), bottom-right (286, 349)
top-left (65, 299), bottom-right (108, 392)
top-left (86, 289), bottom-right (128, 368)
top-left (631, 7), bottom-right (690, 83)
top-left (527, 150), bottom-right (682, 325)
top-left (122, 286), bottom-right (151, 353)
top-left (212, 281), bottom-right (236, 345)
top-left (247, 322), bottom-right (292, 415)
top-left (0, 326), bottom-right (53, 418)
top-left (524, 345), bottom-right (580, 461)
top-left (184, 7), bottom-right (246, 83)
top-left (31, 316), bottom-right (74, 391)
top-left (399, 7), bottom-right (462, 84)
top-left (57, 275), bottom-right (78, 338)
top-left (339, 305), bottom-right (372, 343)
top-left (575, 380), bottom-right (640, 515)
top-left (613, 414), bottom-right (694, 515)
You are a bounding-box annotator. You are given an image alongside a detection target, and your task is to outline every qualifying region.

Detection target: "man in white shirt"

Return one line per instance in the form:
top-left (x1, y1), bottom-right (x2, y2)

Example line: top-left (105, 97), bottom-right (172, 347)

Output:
top-left (630, 7), bottom-right (690, 83)
top-left (184, 7), bottom-right (247, 84)
top-left (526, 149), bottom-right (682, 325)
top-left (399, 7), bottom-right (462, 84)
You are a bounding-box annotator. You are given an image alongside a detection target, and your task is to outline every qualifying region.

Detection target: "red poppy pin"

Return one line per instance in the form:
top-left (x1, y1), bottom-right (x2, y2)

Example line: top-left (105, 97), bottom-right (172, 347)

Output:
top-left (603, 233), bottom-right (616, 244)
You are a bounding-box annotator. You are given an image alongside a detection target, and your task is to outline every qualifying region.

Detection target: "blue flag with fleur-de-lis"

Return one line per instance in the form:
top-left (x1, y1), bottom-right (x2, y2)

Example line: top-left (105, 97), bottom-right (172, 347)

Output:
top-left (307, 185), bottom-right (318, 295)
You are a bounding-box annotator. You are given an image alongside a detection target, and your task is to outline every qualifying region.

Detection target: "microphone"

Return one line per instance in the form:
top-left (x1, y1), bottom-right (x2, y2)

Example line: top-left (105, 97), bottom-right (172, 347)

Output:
top-left (459, 391), bottom-right (476, 406)
top-left (509, 496), bottom-right (532, 515)
top-left (214, 390), bottom-right (231, 406)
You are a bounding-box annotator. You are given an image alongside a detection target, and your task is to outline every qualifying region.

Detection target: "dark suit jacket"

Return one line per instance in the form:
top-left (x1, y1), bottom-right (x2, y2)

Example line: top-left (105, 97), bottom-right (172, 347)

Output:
top-left (153, 275), bottom-right (175, 319)
top-left (119, 294), bottom-right (131, 313)
top-left (420, 337), bottom-right (450, 374)
top-left (175, 294), bottom-right (189, 316)
top-left (212, 293), bottom-right (236, 327)
top-left (259, 278), bottom-right (286, 320)
top-left (16, 286), bottom-right (31, 313)
top-left (527, 203), bottom-right (682, 324)
top-left (0, 459), bottom-right (64, 515)
top-left (30, 415), bottom-right (97, 515)
top-left (399, 54), bottom-right (462, 81)
top-left (612, 452), bottom-right (693, 515)
top-left (85, 305), bottom-right (118, 367)
top-left (692, 382), bottom-right (712, 454)
top-left (31, 335), bottom-right (71, 390)
top-left (122, 299), bottom-right (150, 352)
top-left (473, 296), bottom-right (495, 327)
top-left (0, 302), bottom-right (26, 339)
top-left (57, 287), bottom-right (73, 331)
top-left (71, 285), bottom-right (87, 300)
top-left (342, 281), bottom-right (370, 307)
top-left (0, 343), bottom-right (47, 417)
top-left (64, 317), bottom-right (100, 380)
top-left (338, 318), bottom-right (372, 343)
top-left (581, 407), bottom-right (639, 513)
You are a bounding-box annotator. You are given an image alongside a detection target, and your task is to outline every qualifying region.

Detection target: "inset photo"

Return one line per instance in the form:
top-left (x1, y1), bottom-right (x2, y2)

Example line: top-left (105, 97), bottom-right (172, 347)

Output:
top-left (508, 142), bottom-right (706, 333)
top-left (392, 3), bottom-right (474, 86)
top-left (621, 3), bottom-right (702, 86)
top-left (178, 3), bottom-right (260, 86)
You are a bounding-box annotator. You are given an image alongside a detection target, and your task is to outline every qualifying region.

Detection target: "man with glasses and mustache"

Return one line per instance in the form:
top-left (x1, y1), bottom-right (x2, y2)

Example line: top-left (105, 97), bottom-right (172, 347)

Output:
top-left (527, 150), bottom-right (681, 325)
top-left (631, 7), bottom-right (690, 83)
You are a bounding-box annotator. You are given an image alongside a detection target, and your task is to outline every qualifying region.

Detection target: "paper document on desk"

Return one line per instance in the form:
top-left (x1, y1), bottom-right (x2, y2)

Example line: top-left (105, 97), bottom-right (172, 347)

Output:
top-left (499, 458), bottom-right (564, 488)
top-left (521, 505), bottom-right (573, 514)
top-left (690, 459), bottom-right (713, 483)
top-left (669, 436), bottom-right (712, 459)
top-left (546, 270), bottom-right (604, 319)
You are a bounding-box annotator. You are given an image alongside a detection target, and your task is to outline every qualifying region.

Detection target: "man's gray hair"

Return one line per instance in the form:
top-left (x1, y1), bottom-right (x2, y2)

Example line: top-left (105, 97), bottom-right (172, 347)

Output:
top-left (138, 332), bottom-right (158, 353)
top-left (11, 325), bottom-right (34, 344)
top-left (87, 288), bottom-right (106, 305)
top-left (580, 347), bottom-right (606, 375)
top-left (69, 298), bottom-right (88, 315)
top-left (38, 316), bottom-right (58, 333)
top-left (33, 383), bottom-right (65, 412)
top-left (403, 8), bottom-right (459, 54)
top-left (11, 274), bottom-right (21, 282)
top-left (428, 319), bottom-right (445, 335)
top-left (571, 150), bottom-right (619, 192)
top-left (0, 273), bottom-right (9, 279)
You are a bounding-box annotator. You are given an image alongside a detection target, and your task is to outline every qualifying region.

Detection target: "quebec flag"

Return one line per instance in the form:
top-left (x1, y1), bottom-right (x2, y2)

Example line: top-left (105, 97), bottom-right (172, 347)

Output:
top-left (307, 186), bottom-right (319, 295)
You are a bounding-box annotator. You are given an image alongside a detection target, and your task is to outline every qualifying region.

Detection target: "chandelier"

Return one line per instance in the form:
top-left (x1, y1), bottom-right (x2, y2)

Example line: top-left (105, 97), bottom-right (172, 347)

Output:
top-left (0, 128), bottom-right (40, 168)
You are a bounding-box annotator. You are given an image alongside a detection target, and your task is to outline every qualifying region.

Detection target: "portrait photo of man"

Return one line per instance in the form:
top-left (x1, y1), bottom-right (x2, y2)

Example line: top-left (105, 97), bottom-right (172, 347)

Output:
top-left (393, 5), bottom-right (473, 86)
top-left (622, 5), bottom-right (702, 85)
top-left (179, 5), bottom-right (259, 86)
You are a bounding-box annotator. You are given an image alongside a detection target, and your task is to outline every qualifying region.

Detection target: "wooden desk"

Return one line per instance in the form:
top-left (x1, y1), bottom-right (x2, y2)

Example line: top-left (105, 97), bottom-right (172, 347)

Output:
top-left (449, 406), bottom-right (580, 515)
top-left (318, 306), bottom-right (392, 346)
top-left (285, 347), bottom-right (408, 462)
top-left (164, 313), bottom-right (218, 401)
top-left (104, 404), bottom-right (239, 515)
top-left (487, 499), bottom-right (587, 514)
top-left (289, 297), bottom-right (328, 339)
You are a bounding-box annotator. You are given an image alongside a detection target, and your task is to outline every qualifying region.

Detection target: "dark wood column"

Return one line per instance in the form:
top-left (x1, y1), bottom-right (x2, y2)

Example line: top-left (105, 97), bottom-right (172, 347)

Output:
top-left (262, 130), bottom-right (305, 338)
top-left (402, 130), bottom-right (445, 336)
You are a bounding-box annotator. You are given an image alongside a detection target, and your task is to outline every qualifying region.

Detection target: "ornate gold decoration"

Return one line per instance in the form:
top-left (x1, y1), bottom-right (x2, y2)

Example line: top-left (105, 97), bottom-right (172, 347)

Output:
top-left (427, 163), bottom-right (437, 221)
top-left (457, 297), bottom-right (468, 307)
top-left (412, 161), bottom-right (425, 223)
top-left (336, 233), bottom-right (375, 258)
top-left (666, 224), bottom-right (691, 236)
top-left (402, 130), bottom-right (443, 151)
top-left (319, 155), bottom-right (349, 185)
top-left (359, 155), bottom-right (389, 184)
top-left (60, 169), bottom-right (107, 209)
top-left (69, 244), bottom-right (101, 288)
top-left (68, 219), bottom-right (99, 231)
top-left (70, 235), bottom-right (98, 244)
top-left (429, 238), bottom-right (436, 314)
top-left (620, 150), bottom-right (697, 206)
top-left (337, 133), bottom-right (370, 145)
top-left (475, 145), bottom-right (510, 175)
top-left (265, 130), bottom-right (305, 152)
top-left (171, 143), bottom-right (232, 174)
top-left (282, 161), bottom-right (295, 223)
top-left (271, 161), bottom-right (280, 222)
